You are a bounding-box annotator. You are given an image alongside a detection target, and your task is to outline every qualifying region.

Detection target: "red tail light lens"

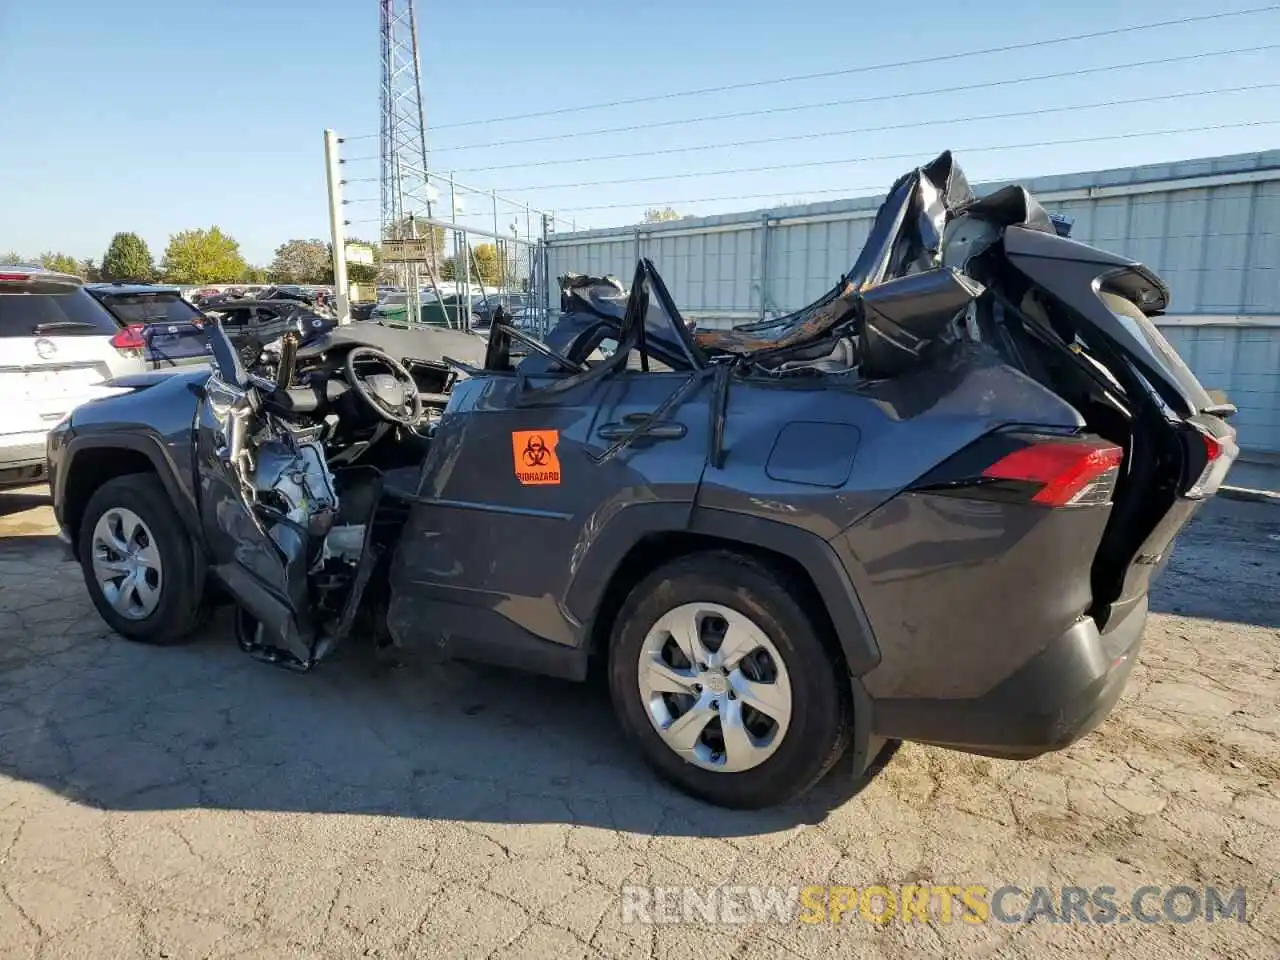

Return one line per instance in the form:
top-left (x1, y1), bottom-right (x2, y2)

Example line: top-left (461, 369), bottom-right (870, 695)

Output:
top-left (983, 440), bottom-right (1124, 507)
top-left (110, 323), bottom-right (147, 355)
top-left (911, 432), bottom-right (1125, 508)
top-left (1185, 421), bottom-right (1237, 499)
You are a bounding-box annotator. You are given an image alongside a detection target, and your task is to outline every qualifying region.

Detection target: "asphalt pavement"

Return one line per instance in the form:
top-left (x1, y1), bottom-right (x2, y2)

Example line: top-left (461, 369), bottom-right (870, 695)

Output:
top-left (0, 487), bottom-right (1277, 959)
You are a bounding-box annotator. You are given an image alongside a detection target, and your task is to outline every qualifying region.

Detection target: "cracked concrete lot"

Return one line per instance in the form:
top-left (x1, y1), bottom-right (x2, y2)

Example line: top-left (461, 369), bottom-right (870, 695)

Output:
top-left (0, 484), bottom-right (1277, 959)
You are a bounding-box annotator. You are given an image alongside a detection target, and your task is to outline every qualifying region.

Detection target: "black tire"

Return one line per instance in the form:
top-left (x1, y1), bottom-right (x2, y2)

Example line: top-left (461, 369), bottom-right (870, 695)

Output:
top-left (608, 550), bottom-right (852, 809)
top-left (77, 473), bottom-right (207, 644)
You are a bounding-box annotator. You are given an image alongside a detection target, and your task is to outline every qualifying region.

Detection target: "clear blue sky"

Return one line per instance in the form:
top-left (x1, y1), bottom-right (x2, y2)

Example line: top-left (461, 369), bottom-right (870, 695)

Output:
top-left (1, 0), bottom-right (1278, 265)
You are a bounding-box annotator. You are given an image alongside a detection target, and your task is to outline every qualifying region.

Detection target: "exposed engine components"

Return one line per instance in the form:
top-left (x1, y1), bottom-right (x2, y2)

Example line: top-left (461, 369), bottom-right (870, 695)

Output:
top-left (253, 438), bottom-right (338, 542)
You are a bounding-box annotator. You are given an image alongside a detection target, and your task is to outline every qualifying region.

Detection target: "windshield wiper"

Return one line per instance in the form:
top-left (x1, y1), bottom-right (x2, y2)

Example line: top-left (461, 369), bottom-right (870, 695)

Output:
top-left (31, 321), bottom-right (98, 334)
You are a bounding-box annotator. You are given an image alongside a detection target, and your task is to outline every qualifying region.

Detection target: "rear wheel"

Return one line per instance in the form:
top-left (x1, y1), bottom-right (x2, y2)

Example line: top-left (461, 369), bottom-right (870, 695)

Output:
top-left (78, 474), bottom-right (206, 644)
top-left (608, 551), bottom-right (851, 809)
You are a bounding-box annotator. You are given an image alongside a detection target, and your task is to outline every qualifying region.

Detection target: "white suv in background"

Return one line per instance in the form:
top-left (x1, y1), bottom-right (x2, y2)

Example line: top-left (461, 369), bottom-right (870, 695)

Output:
top-left (0, 265), bottom-right (146, 487)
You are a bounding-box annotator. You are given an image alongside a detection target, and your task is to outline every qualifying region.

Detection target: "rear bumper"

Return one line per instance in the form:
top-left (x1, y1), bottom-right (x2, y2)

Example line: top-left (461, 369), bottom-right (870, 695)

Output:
top-left (869, 597), bottom-right (1146, 758)
top-left (0, 435), bottom-right (49, 486)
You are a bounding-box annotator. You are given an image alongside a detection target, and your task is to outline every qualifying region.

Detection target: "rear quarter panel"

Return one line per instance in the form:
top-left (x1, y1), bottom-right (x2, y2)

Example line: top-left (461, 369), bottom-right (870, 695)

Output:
top-left (835, 494), bottom-right (1112, 699)
top-left (697, 359), bottom-right (1095, 694)
top-left (698, 359), bottom-right (1086, 537)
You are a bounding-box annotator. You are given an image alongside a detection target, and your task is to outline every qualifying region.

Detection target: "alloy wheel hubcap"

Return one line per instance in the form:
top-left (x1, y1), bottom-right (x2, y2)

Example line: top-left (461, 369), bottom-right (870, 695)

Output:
top-left (637, 602), bottom-right (793, 773)
top-left (90, 508), bottom-right (163, 621)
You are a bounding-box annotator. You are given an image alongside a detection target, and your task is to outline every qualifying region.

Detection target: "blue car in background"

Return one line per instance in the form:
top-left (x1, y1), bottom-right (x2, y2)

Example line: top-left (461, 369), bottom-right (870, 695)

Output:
top-left (84, 283), bottom-right (209, 370)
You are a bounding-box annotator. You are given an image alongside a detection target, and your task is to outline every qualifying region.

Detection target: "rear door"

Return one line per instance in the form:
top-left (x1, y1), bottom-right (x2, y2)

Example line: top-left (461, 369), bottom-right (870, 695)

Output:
top-left (0, 277), bottom-right (140, 453)
top-left (388, 361), bottom-right (712, 660)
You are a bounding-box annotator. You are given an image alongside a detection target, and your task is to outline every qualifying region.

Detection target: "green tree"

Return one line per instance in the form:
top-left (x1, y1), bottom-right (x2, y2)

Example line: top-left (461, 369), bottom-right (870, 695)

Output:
top-left (79, 259), bottom-right (101, 282)
top-left (240, 265), bottom-right (269, 284)
top-left (348, 262), bottom-right (379, 285)
top-left (439, 256), bottom-right (458, 281)
top-left (38, 251), bottom-right (81, 275)
top-left (642, 206), bottom-right (681, 223)
top-left (101, 232), bottom-right (156, 281)
top-left (471, 243), bottom-right (502, 285)
top-left (160, 227), bottom-right (246, 284)
top-left (270, 238), bottom-right (332, 284)
top-left (0, 250), bottom-right (28, 265)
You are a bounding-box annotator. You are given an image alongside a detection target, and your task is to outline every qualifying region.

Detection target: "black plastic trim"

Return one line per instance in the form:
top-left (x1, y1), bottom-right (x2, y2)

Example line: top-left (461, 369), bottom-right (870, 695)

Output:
top-left (62, 433), bottom-right (201, 540)
top-left (689, 507), bottom-right (881, 676)
top-left (563, 501), bottom-right (695, 634)
top-left (843, 673), bottom-right (883, 780)
top-left (871, 598), bottom-right (1147, 758)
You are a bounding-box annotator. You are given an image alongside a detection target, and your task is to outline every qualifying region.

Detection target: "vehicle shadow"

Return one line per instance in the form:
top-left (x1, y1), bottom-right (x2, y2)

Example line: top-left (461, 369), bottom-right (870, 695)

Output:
top-left (0, 596), bottom-right (887, 838)
top-left (0, 487), bottom-right (51, 519)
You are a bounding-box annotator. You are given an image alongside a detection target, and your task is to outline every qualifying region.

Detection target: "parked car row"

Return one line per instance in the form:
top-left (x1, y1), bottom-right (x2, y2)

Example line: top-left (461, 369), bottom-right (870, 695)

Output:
top-left (368, 289), bottom-right (529, 329)
top-left (192, 284), bottom-right (337, 314)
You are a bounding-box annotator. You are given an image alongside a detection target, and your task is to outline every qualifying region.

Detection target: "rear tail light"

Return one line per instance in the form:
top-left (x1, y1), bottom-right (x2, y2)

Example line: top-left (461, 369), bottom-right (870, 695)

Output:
top-left (1184, 420), bottom-right (1237, 499)
top-left (982, 439), bottom-right (1123, 507)
top-left (110, 323), bottom-right (147, 357)
top-left (911, 432), bottom-right (1125, 508)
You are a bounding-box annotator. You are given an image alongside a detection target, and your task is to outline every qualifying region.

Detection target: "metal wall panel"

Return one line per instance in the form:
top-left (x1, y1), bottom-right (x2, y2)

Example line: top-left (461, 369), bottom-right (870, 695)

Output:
top-left (546, 151), bottom-right (1280, 455)
top-left (1162, 325), bottom-right (1280, 454)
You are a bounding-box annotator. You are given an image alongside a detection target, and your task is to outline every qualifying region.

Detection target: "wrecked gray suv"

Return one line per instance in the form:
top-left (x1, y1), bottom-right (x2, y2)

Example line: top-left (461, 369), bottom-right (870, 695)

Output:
top-left (47, 153), bottom-right (1237, 809)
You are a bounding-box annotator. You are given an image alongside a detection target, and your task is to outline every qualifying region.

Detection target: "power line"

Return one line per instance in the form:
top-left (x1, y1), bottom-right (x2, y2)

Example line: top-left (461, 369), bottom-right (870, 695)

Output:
top-left (553, 186), bottom-right (877, 216)
top-left (495, 119), bottom-right (1280, 192)
top-left (417, 5), bottom-right (1280, 131)
top-left (452, 82), bottom-right (1280, 175)
top-left (544, 119), bottom-right (1280, 211)
top-left (431, 43), bottom-right (1279, 153)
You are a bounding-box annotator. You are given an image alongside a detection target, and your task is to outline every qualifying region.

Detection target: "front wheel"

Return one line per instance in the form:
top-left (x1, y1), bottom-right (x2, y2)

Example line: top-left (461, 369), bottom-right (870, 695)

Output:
top-left (78, 474), bottom-right (207, 644)
top-left (607, 551), bottom-right (851, 809)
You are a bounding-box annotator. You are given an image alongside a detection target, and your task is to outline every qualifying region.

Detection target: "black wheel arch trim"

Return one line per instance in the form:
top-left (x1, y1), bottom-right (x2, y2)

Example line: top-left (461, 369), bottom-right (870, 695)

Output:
top-left (562, 500), bottom-right (694, 642)
top-left (565, 501), bottom-right (881, 677)
top-left (62, 432), bottom-right (201, 542)
top-left (687, 507), bottom-right (881, 676)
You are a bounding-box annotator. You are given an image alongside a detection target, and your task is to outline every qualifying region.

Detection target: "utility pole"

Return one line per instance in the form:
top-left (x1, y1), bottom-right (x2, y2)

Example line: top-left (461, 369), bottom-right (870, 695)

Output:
top-left (323, 129), bottom-right (351, 324)
top-left (540, 213), bottom-right (551, 335)
top-left (491, 190), bottom-right (501, 294)
top-left (380, 0), bottom-right (434, 320)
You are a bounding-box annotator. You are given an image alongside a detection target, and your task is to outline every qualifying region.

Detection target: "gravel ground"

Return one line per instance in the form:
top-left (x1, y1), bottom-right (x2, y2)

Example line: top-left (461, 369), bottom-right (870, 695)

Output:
top-left (0, 485), bottom-right (1276, 959)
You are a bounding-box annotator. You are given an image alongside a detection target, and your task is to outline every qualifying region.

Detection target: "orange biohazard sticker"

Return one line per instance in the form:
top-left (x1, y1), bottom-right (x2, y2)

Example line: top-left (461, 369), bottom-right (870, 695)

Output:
top-left (511, 429), bottom-right (561, 485)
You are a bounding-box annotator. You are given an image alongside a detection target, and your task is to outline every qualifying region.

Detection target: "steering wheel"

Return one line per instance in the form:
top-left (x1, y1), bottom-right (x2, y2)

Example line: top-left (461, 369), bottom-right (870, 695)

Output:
top-left (495, 322), bottom-right (587, 374)
top-left (344, 346), bottom-right (425, 426)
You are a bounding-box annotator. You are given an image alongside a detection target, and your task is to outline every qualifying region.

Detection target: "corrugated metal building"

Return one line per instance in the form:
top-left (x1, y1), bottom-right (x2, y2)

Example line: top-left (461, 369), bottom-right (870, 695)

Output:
top-left (545, 150), bottom-right (1280, 486)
